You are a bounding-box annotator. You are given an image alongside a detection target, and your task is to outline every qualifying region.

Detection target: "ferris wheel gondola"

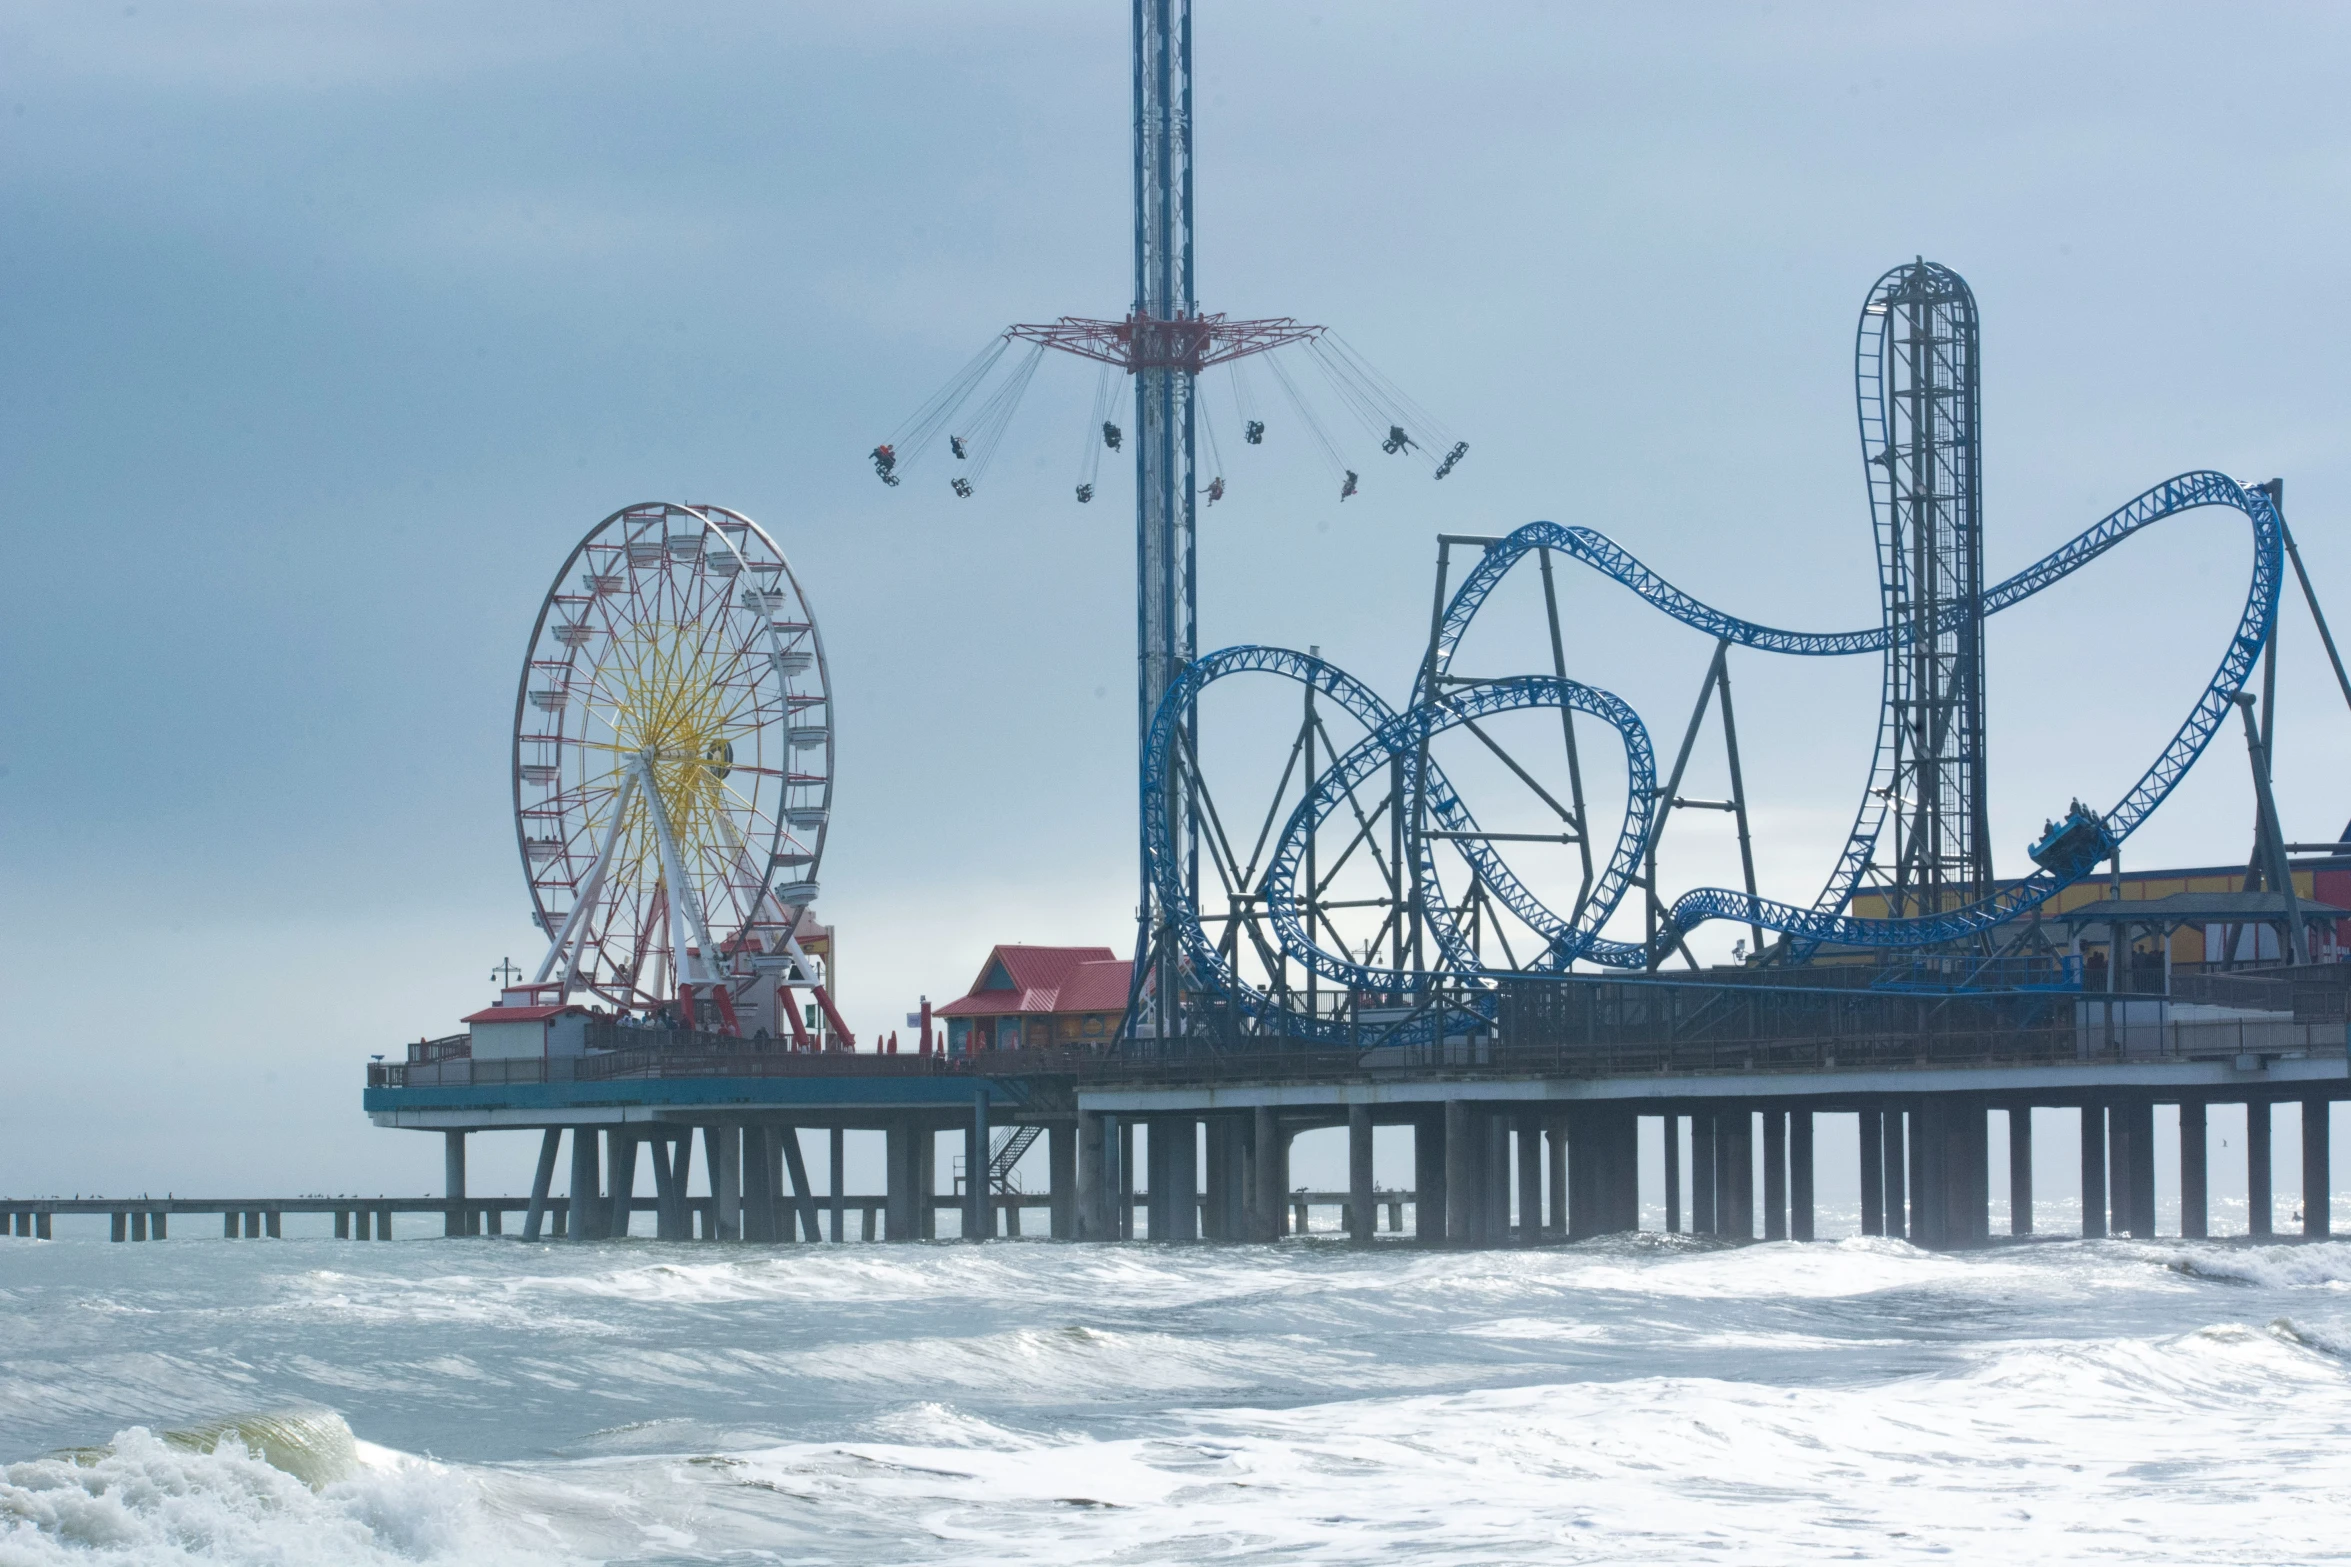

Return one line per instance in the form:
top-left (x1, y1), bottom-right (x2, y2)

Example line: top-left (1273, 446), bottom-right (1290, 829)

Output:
top-left (511, 502), bottom-right (846, 1038)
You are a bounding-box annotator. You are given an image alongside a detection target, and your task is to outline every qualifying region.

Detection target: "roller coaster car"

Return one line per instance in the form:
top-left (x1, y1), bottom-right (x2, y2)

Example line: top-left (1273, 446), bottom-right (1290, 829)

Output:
top-left (951, 478), bottom-right (973, 499)
top-left (1102, 421), bottom-right (1123, 452)
top-left (2028, 800), bottom-right (2116, 879)
top-left (1434, 440), bottom-right (1469, 480)
top-left (1244, 420), bottom-right (1265, 445)
top-left (1340, 470), bottom-right (1359, 500)
top-left (1075, 483), bottom-right (1094, 504)
top-left (949, 436), bottom-right (968, 460)
top-left (870, 444), bottom-right (900, 486)
top-left (1381, 424), bottom-right (1417, 455)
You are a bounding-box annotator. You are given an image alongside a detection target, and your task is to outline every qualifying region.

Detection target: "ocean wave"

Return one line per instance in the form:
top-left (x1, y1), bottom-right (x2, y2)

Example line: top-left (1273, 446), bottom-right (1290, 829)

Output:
top-left (2163, 1241), bottom-right (2351, 1291)
top-left (646, 1326), bottom-right (2351, 1564)
top-left (0, 1412), bottom-right (565, 1567)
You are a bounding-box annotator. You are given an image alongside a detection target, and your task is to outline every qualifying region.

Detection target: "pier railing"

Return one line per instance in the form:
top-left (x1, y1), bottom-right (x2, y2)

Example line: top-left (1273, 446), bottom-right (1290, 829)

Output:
top-left (371, 1009), bottom-right (2343, 1092)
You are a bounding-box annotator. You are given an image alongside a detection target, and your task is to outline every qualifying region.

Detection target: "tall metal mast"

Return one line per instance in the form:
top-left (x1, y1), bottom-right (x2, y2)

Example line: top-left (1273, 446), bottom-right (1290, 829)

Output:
top-left (877, 0), bottom-right (1386, 1042)
top-left (1131, 0), bottom-right (1196, 1037)
top-left (1857, 260), bottom-right (1991, 922)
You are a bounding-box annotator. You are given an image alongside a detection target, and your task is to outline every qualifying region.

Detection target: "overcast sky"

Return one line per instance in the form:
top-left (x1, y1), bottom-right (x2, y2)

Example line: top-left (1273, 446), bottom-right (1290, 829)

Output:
top-left (6, 2), bottom-right (2351, 1197)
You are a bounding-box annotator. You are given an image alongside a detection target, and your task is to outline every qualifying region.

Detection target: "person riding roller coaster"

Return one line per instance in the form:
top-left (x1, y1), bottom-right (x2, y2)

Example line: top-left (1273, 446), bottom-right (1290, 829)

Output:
top-left (870, 444), bottom-right (900, 486)
top-left (1381, 424), bottom-right (1417, 456)
top-left (1205, 476), bottom-right (1225, 505)
top-left (1102, 421), bottom-right (1123, 452)
top-left (1340, 470), bottom-right (1359, 501)
top-left (949, 435), bottom-right (968, 460)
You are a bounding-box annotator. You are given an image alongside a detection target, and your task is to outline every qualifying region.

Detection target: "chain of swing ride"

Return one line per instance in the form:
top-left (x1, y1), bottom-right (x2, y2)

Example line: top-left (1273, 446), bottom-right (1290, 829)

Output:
top-left (868, 330), bottom-right (1468, 505)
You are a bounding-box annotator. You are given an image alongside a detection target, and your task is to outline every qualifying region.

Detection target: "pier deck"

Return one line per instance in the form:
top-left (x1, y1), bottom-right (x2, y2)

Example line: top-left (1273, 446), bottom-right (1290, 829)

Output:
top-left (341, 989), bottom-right (2351, 1251)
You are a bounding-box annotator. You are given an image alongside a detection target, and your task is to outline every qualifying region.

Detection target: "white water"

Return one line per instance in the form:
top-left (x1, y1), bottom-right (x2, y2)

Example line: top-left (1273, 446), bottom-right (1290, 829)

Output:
top-left (7, 1232), bottom-right (2351, 1563)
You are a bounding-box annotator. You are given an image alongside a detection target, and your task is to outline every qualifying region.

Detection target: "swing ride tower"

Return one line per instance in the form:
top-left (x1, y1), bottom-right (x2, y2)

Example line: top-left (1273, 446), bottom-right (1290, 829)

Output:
top-left (1128, 0), bottom-right (1201, 1038)
top-left (1002, 2), bottom-right (1324, 1037)
top-left (869, 0), bottom-right (1468, 1040)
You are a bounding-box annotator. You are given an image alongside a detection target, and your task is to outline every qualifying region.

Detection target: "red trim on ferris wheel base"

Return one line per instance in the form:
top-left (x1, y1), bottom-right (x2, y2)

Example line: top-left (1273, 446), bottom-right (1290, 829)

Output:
top-left (780, 985), bottom-right (815, 1050)
top-left (812, 983), bottom-right (856, 1051)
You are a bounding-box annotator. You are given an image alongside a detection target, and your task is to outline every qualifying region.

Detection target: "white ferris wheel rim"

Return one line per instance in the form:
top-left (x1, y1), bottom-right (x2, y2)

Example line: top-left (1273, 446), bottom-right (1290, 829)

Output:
top-left (510, 501), bottom-right (834, 1011)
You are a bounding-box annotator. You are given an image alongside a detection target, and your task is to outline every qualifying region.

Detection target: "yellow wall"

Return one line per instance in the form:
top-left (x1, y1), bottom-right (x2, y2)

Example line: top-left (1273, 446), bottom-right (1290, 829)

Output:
top-left (1850, 867), bottom-right (2318, 963)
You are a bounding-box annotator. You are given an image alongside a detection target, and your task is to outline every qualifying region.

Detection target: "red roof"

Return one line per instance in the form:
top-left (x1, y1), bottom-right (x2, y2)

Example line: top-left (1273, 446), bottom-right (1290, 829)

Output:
top-left (461, 1004), bottom-right (587, 1024)
top-left (936, 945), bottom-right (1128, 1018)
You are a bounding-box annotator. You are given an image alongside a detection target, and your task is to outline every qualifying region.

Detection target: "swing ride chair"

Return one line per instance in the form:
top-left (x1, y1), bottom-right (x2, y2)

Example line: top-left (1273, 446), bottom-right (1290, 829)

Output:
top-left (870, 311), bottom-right (1469, 508)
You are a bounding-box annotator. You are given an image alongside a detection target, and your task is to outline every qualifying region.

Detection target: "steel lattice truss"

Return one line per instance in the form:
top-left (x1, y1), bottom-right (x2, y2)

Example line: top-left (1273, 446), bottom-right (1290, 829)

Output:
top-left (1857, 261), bottom-right (1991, 922)
top-left (1144, 467), bottom-right (2281, 1042)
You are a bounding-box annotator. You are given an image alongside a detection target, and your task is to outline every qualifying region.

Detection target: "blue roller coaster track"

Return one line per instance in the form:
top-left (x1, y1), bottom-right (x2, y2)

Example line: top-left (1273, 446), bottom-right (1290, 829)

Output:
top-left (1143, 467), bottom-right (2283, 1037)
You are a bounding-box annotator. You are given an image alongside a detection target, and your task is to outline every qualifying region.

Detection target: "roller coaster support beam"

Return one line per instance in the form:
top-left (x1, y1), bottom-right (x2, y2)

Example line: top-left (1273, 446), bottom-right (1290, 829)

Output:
top-left (2235, 692), bottom-right (2308, 964)
top-left (1644, 639), bottom-right (1759, 971)
top-left (1715, 647), bottom-right (1764, 963)
top-left (1414, 537), bottom-right (1502, 988)
top-left (1535, 546), bottom-right (1597, 923)
top-left (2271, 486), bottom-right (2351, 723)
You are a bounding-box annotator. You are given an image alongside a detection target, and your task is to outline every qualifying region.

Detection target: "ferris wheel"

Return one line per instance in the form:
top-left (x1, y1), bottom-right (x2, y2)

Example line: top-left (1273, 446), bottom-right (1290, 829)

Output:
top-left (513, 502), bottom-right (835, 1025)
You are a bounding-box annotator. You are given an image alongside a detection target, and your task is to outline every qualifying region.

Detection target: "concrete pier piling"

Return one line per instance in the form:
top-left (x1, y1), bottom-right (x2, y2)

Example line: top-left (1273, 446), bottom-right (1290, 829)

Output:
top-left (1883, 1109), bottom-right (1908, 1240)
top-left (2304, 1098), bottom-right (2331, 1238)
top-left (2081, 1103), bottom-right (2109, 1238)
top-left (523, 1128), bottom-right (560, 1241)
top-left (1566, 1105), bottom-right (1638, 1240)
top-left (2179, 1101), bottom-right (2207, 1239)
top-left (2118, 1100), bottom-right (2157, 1240)
top-left (1545, 1118), bottom-right (1569, 1239)
top-left (1511, 1113), bottom-right (1540, 1245)
top-left (1859, 1110), bottom-right (1884, 1236)
top-left (1412, 1108), bottom-right (1445, 1245)
top-left (2008, 1105), bottom-right (2034, 1237)
top-left (2248, 1101), bottom-right (2274, 1238)
top-left (780, 1127), bottom-right (823, 1242)
top-left (569, 1126), bottom-right (601, 1240)
top-left (1482, 1115), bottom-right (1509, 1245)
top-left (1790, 1110), bottom-right (1814, 1242)
top-left (1117, 1120), bottom-right (1136, 1240)
top-left (1348, 1106), bottom-right (1376, 1242)
top-left (710, 1125), bottom-right (742, 1241)
top-left (1163, 1116), bottom-right (1199, 1240)
top-left (444, 1131), bottom-right (467, 1237)
top-left (1909, 1097), bottom-right (1988, 1250)
top-left (1762, 1110), bottom-right (1788, 1241)
top-left (1662, 1113), bottom-right (1683, 1233)
top-left (607, 1131), bottom-right (639, 1240)
top-left (1077, 1111), bottom-right (1107, 1240)
top-left (1693, 1110), bottom-right (1719, 1235)
top-left (967, 1092), bottom-right (992, 1240)
top-left (1049, 1123), bottom-right (1077, 1239)
top-left (1443, 1101), bottom-right (1475, 1246)
top-left (831, 1127), bottom-right (849, 1242)
top-left (1716, 1110), bottom-right (1753, 1240)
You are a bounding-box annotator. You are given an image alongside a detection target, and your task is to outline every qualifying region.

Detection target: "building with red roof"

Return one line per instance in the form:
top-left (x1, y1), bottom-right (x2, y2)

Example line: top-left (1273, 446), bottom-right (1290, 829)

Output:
top-left (459, 998), bottom-right (594, 1060)
top-left (935, 944), bottom-right (1131, 1053)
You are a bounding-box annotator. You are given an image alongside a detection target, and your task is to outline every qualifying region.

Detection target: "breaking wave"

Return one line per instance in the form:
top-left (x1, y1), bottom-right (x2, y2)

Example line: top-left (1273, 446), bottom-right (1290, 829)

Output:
top-left (7, 1235), bottom-right (2351, 1561)
top-left (0, 1411), bottom-right (566, 1566)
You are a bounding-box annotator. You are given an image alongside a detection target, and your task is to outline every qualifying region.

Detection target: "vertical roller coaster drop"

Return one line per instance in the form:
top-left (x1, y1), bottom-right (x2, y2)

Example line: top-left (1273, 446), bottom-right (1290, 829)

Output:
top-left (1144, 261), bottom-right (2322, 1047)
